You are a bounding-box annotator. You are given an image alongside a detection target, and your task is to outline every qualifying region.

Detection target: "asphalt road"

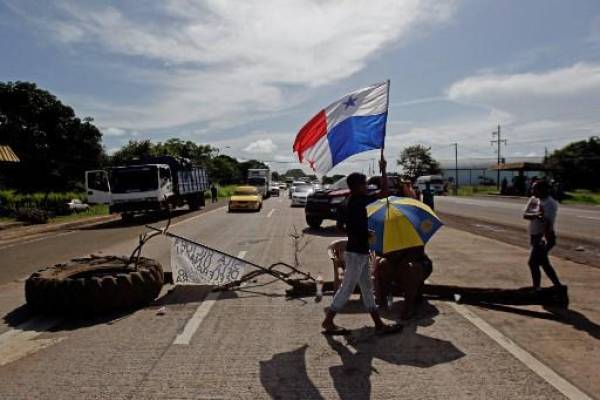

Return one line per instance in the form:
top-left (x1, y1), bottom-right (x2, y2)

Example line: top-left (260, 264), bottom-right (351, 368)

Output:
top-left (0, 194), bottom-right (598, 399)
top-left (435, 196), bottom-right (600, 241)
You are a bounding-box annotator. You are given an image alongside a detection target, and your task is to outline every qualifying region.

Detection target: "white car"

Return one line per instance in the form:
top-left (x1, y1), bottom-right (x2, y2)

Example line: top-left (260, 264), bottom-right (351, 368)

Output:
top-left (67, 199), bottom-right (90, 211)
top-left (269, 183), bottom-right (280, 196)
top-left (291, 184), bottom-right (314, 207)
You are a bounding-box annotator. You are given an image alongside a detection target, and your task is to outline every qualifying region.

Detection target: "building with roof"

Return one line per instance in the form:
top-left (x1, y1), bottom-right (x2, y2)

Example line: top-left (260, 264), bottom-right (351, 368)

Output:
top-left (438, 156), bottom-right (547, 187)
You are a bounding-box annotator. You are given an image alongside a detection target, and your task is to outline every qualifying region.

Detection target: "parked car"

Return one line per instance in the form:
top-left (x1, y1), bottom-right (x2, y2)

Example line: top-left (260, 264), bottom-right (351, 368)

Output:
top-left (228, 186), bottom-right (262, 212)
top-left (305, 175), bottom-right (416, 228)
top-left (291, 183), bottom-right (314, 207)
top-left (67, 199), bottom-right (90, 212)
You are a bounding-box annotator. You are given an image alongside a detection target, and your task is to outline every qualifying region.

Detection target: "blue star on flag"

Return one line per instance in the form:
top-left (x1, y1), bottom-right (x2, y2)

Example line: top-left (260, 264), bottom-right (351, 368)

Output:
top-left (342, 96), bottom-right (356, 109)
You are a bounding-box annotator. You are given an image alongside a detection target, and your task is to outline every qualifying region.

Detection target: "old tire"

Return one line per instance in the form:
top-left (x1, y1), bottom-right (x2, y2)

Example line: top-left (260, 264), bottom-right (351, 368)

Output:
top-left (25, 256), bottom-right (164, 317)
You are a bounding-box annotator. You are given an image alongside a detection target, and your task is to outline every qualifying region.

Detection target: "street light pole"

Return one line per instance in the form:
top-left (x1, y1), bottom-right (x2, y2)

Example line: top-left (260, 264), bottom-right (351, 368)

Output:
top-left (452, 143), bottom-right (458, 195)
top-left (491, 124), bottom-right (507, 190)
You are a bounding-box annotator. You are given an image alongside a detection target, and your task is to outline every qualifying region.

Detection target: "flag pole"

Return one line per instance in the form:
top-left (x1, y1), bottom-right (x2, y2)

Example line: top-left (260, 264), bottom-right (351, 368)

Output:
top-left (380, 79), bottom-right (390, 173)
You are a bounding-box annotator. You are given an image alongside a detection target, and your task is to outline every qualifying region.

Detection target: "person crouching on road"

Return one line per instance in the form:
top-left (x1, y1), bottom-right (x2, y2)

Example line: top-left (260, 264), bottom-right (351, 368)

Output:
top-left (523, 180), bottom-right (563, 290)
top-left (322, 159), bottom-right (397, 335)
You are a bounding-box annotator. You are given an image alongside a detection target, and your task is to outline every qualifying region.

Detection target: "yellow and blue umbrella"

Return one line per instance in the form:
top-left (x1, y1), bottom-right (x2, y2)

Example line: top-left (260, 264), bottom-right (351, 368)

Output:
top-left (367, 196), bottom-right (443, 255)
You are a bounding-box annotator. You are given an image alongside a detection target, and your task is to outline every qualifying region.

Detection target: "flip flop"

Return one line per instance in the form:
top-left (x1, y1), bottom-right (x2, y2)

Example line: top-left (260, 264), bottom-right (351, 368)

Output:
top-left (321, 326), bottom-right (351, 336)
top-left (375, 323), bottom-right (403, 335)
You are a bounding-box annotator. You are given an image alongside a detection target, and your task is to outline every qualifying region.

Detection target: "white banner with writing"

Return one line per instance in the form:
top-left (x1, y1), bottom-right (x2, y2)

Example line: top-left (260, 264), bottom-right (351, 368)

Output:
top-left (171, 236), bottom-right (247, 285)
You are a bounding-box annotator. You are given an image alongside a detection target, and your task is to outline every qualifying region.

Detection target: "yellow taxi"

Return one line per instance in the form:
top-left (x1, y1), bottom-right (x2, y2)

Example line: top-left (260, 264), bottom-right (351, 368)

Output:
top-left (228, 186), bottom-right (263, 212)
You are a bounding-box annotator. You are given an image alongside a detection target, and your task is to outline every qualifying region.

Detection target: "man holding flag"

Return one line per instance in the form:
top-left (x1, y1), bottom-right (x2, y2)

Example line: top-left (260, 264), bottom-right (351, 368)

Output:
top-left (294, 81), bottom-right (399, 334)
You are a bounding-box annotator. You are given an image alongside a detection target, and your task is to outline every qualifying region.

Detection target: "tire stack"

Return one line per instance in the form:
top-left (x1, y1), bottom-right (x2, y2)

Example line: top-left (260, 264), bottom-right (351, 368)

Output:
top-left (25, 256), bottom-right (164, 317)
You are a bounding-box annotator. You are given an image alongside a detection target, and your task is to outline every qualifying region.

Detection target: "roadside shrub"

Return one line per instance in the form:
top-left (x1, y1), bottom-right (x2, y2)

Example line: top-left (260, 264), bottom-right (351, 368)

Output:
top-left (16, 207), bottom-right (49, 224)
top-left (0, 190), bottom-right (85, 217)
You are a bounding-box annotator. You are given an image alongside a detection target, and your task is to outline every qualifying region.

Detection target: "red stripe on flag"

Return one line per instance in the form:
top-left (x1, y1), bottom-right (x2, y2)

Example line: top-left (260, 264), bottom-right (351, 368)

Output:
top-left (292, 110), bottom-right (327, 162)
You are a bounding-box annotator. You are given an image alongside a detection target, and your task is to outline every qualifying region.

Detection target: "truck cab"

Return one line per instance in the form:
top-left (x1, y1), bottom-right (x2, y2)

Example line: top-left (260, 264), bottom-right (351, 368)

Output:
top-left (86, 156), bottom-right (208, 220)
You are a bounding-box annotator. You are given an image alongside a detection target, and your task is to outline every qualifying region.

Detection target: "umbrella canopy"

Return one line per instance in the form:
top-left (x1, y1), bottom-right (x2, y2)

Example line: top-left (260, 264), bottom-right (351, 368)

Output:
top-left (367, 196), bottom-right (443, 255)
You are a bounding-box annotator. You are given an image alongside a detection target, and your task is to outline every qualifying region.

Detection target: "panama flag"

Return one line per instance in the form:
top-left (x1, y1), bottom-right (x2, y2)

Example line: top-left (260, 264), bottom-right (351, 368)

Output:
top-left (293, 81), bottom-right (389, 175)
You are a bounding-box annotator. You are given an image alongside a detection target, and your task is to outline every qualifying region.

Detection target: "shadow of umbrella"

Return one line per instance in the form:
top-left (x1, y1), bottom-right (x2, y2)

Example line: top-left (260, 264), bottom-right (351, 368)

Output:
top-left (259, 344), bottom-right (324, 400)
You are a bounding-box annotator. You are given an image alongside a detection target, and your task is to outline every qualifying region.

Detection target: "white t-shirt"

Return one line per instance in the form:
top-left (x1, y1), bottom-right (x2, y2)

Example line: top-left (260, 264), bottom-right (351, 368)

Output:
top-left (525, 196), bottom-right (558, 235)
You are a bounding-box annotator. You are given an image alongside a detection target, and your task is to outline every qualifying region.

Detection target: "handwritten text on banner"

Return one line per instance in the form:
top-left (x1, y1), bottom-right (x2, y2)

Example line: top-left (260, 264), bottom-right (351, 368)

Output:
top-left (171, 237), bottom-right (247, 285)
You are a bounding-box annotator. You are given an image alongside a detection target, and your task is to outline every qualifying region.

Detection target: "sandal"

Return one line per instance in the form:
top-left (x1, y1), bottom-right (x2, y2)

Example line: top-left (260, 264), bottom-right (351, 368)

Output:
top-left (321, 326), bottom-right (351, 336)
top-left (375, 323), bottom-right (403, 335)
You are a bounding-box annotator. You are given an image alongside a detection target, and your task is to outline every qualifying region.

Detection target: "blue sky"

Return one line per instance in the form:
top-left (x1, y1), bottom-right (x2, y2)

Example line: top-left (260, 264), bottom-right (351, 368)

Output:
top-left (1, 0), bottom-right (599, 174)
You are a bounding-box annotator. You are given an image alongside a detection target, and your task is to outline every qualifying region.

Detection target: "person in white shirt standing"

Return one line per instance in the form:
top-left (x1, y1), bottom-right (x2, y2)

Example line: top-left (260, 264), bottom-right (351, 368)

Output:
top-left (523, 180), bottom-right (563, 290)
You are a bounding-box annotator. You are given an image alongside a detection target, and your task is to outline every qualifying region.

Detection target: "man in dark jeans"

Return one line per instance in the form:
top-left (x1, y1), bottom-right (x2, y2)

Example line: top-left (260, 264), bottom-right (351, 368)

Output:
top-left (523, 180), bottom-right (562, 289)
top-left (322, 158), bottom-right (398, 335)
top-left (210, 184), bottom-right (218, 203)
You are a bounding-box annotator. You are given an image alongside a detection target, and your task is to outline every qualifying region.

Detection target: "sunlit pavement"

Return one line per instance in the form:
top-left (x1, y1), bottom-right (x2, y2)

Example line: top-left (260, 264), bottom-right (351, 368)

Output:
top-left (0, 196), bottom-right (598, 399)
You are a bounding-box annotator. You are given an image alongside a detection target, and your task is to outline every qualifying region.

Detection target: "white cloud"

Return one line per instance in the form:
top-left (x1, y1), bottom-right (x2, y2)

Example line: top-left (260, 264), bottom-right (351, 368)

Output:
top-left (243, 138), bottom-right (277, 154)
top-left (7, 0), bottom-right (459, 130)
top-left (101, 126), bottom-right (128, 136)
top-left (431, 62), bottom-right (600, 160)
top-left (447, 63), bottom-right (600, 122)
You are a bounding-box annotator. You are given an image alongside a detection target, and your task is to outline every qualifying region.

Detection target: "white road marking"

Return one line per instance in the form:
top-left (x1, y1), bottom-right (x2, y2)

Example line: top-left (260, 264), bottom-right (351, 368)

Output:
top-left (267, 209), bottom-right (275, 218)
top-left (450, 303), bottom-right (593, 400)
top-left (0, 316), bottom-right (63, 366)
top-left (0, 230), bottom-right (76, 251)
top-left (577, 215), bottom-right (600, 221)
top-left (172, 249), bottom-right (246, 345)
top-left (171, 206), bottom-right (227, 227)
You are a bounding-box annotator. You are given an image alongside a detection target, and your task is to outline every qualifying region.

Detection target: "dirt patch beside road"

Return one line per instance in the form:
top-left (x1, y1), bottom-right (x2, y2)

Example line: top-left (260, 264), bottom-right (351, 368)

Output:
top-left (438, 212), bottom-right (600, 269)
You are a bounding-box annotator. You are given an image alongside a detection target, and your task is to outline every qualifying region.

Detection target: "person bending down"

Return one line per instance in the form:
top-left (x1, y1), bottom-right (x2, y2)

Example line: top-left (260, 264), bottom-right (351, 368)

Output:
top-left (322, 159), bottom-right (398, 335)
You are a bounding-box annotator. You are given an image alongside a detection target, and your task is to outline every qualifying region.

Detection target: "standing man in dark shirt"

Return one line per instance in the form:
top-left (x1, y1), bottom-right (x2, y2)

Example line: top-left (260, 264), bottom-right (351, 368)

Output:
top-left (322, 159), bottom-right (395, 334)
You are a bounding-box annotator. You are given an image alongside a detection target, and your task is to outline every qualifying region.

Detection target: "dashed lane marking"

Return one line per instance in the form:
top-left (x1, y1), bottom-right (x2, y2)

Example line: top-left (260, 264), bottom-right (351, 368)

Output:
top-left (0, 316), bottom-right (63, 366)
top-left (172, 249), bottom-right (246, 345)
top-left (450, 302), bottom-right (593, 400)
top-left (267, 209), bottom-right (275, 218)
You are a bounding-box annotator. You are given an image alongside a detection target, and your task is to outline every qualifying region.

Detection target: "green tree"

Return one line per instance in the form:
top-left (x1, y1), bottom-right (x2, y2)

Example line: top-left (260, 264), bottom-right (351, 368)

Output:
top-left (110, 139), bottom-right (156, 165)
top-left (397, 145), bottom-right (440, 181)
top-left (0, 81), bottom-right (104, 191)
top-left (284, 169), bottom-right (306, 179)
top-left (545, 136), bottom-right (600, 190)
top-left (238, 159), bottom-right (268, 181)
top-left (208, 154), bottom-right (242, 184)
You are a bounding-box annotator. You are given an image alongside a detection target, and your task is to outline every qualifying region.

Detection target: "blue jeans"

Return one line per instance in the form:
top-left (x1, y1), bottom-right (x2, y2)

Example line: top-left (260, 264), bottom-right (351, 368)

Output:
top-left (330, 251), bottom-right (377, 313)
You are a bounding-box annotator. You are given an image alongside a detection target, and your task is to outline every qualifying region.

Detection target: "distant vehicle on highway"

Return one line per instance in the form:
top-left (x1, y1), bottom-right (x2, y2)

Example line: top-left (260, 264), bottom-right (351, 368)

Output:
top-left (85, 155), bottom-right (209, 221)
top-left (269, 182), bottom-right (280, 196)
top-left (415, 175), bottom-right (445, 194)
top-left (228, 186), bottom-right (262, 212)
top-left (67, 199), bottom-right (90, 212)
top-left (247, 168), bottom-right (271, 198)
top-left (305, 175), bottom-right (416, 229)
top-left (291, 183), bottom-right (314, 207)
top-left (279, 182), bottom-right (287, 190)
top-left (289, 181), bottom-right (306, 199)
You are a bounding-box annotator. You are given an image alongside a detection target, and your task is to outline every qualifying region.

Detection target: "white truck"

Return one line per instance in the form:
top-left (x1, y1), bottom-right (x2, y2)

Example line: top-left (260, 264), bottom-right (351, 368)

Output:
top-left (247, 168), bottom-right (271, 198)
top-left (415, 175), bottom-right (445, 195)
top-left (85, 156), bottom-right (209, 221)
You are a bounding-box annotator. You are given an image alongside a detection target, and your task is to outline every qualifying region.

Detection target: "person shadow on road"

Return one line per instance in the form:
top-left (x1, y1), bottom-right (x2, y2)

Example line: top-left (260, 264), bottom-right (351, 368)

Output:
top-left (258, 303), bottom-right (464, 400)
top-left (326, 303), bottom-right (464, 400)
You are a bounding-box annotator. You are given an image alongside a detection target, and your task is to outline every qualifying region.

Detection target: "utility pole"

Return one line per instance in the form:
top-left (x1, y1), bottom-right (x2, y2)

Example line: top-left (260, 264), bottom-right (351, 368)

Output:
top-left (491, 124), bottom-right (507, 190)
top-left (452, 143), bottom-right (458, 195)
